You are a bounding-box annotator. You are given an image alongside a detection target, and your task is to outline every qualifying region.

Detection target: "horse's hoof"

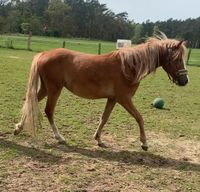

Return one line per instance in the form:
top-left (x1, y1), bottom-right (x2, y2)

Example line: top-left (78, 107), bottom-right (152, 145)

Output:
top-left (58, 140), bottom-right (66, 145)
top-left (98, 142), bottom-right (107, 148)
top-left (14, 128), bottom-right (20, 135)
top-left (13, 129), bottom-right (19, 135)
top-left (141, 145), bottom-right (148, 151)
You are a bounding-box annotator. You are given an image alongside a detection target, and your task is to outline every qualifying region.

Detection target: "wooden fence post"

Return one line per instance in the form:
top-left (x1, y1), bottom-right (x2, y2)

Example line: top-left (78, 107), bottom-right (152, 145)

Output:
top-left (27, 31), bottom-right (32, 51)
top-left (186, 48), bottom-right (192, 65)
top-left (98, 43), bottom-right (101, 55)
top-left (62, 41), bottom-right (66, 48)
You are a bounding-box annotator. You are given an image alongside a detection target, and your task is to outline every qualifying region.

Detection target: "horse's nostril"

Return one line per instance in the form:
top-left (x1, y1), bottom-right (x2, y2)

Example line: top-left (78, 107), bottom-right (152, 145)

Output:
top-left (178, 77), bottom-right (188, 86)
top-left (183, 79), bottom-right (188, 85)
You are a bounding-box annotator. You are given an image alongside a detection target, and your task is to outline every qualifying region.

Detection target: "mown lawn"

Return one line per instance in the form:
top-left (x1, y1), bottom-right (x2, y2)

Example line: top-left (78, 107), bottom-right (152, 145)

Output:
top-left (0, 45), bottom-right (200, 191)
top-left (188, 48), bottom-right (200, 66)
top-left (0, 34), bottom-right (115, 54)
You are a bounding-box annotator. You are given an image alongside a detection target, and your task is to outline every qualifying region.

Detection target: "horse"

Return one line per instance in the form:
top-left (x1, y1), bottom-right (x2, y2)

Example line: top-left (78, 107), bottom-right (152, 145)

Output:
top-left (14, 32), bottom-right (188, 151)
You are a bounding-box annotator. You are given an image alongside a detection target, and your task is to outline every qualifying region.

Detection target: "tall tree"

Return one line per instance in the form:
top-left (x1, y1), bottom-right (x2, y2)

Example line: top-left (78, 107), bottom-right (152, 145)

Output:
top-left (1, 0), bottom-right (200, 45)
top-left (132, 24), bottom-right (144, 43)
top-left (45, 0), bottom-right (72, 37)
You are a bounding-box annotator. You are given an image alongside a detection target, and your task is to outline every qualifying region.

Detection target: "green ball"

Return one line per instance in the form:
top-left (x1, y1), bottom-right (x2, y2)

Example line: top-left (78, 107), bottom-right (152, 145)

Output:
top-left (152, 98), bottom-right (165, 109)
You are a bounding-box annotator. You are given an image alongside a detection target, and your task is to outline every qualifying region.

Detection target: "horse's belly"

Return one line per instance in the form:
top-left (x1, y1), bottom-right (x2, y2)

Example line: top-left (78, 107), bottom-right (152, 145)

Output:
top-left (70, 84), bottom-right (115, 99)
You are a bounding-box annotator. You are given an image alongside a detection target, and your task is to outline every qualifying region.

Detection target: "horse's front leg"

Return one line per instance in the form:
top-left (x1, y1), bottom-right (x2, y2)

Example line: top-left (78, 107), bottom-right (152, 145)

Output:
top-left (119, 97), bottom-right (148, 151)
top-left (94, 98), bottom-right (116, 146)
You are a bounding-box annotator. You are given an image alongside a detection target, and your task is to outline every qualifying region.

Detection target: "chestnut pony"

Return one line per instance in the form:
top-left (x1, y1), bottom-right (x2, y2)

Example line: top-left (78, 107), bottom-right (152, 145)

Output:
top-left (15, 33), bottom-right (188, 151)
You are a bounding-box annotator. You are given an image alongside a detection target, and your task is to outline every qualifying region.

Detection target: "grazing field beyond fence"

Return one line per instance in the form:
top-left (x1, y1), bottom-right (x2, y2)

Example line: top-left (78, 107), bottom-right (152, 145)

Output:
top-left (0, 37), bottom-right (200, 191)
top-left (187, 48), bottom-right (200, 66)
top-left (1, 34), bottom-right (200, 67)
top-left (0, 34), bottom-right (116, 54)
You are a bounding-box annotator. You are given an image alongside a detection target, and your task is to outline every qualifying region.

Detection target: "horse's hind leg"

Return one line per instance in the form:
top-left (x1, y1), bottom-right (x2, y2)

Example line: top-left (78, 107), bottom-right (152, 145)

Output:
top-left (37, 78), bottom-right (47, 101)
top-left (45, 85), bottom-right (65, 144)
top-left (14, 116), bottom-right (26, 135)
top-left (94, 98), bottom-right (116, 146)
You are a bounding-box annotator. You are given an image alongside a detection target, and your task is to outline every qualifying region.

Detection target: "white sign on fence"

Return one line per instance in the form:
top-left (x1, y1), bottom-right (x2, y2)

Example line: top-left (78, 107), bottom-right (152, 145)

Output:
top-left (116, 39), bottom-right (132, 49)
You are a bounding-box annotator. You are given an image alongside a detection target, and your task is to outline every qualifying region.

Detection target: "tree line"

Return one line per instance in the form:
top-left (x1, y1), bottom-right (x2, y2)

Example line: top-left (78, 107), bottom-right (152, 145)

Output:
top-left (133, 18), bottom-right (200, 47)
top-left (0, 0), bottom-right (200, 47)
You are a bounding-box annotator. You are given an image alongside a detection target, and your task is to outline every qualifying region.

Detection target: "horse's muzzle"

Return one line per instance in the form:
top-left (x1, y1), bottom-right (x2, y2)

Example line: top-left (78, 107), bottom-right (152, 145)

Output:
top-left (175, 69), bottom-right (188, 86)
top-left (177, 75), bottom-right (188, 86)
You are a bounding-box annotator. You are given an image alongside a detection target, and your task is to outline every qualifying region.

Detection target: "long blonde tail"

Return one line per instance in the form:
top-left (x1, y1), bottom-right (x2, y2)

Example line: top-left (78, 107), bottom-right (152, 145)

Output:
top-left (15, 53), bottom-right (43, 136)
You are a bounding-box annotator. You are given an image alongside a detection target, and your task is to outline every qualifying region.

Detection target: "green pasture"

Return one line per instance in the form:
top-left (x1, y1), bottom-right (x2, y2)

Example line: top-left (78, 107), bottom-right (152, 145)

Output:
top-left (188, 48), bottom-right (200, 66)
top-left (0, 34), bottom-right (115, 54)
top-left (1, 34), bottom-right (200, 66)
top-left (0, 40), bottom-right (200, 191)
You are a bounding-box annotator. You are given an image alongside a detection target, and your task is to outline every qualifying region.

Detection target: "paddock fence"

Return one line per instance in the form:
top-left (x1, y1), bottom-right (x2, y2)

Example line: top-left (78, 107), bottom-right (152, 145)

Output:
top-left (0, 35), bottom-right (200, 66)
top-left (0, 35), bottom-right (115, 55)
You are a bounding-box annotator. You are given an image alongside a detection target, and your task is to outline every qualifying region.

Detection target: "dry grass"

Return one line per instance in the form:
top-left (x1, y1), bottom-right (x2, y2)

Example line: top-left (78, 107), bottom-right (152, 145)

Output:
top-left (0, 132), bottom-right (200, 192)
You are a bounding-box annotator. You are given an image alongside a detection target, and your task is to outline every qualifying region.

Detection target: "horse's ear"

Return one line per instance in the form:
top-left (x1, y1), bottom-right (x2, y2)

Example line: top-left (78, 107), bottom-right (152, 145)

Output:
top-left (182, 40), bottom-right (187, 46)
top-left (176, 40), bottom-right (185, 48)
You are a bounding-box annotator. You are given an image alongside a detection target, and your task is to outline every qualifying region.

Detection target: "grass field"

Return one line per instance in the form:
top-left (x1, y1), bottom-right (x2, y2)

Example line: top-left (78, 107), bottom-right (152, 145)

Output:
top-left (0, 38), bottom-right (200, 191)
top-left (0, 34), bottom-right (115, 54)
top-left (188, 48), bottom-right (200, 66)
top-left (1, 34), bottom-right (200, 66)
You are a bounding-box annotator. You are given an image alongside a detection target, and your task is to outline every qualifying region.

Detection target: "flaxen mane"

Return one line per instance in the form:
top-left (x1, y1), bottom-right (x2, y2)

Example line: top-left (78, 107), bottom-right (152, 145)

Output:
top-left (116, 32), bottom-right (186, 83)
top-left (116, 42), bottom-right (160, 83)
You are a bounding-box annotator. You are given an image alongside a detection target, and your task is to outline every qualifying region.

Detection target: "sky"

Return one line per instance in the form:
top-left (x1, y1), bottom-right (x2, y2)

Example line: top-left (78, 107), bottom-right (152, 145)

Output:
top-left (98, 0), bottom-right (200, 23)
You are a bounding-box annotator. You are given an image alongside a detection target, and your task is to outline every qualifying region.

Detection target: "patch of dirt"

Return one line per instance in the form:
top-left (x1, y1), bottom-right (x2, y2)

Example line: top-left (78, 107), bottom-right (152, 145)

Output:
top-left (1, 132), bottom-right (200, 192)
top-left (1, 158), bottom-right (70, 192)
top-left (147, 132), bottom-right (200, 164)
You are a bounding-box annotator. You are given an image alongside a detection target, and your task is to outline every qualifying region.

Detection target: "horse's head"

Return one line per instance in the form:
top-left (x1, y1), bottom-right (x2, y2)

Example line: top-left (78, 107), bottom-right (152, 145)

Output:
top-left (161, 40), bottom-right (188, 86)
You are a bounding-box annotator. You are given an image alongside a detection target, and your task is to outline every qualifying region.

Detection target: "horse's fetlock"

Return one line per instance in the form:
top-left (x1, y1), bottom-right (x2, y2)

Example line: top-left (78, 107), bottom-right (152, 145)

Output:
top-left (14, 123), bottom-right (23, 135)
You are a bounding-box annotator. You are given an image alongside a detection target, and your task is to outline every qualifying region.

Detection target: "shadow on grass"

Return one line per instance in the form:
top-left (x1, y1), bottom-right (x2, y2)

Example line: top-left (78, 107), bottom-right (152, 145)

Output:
top-left (43, 143), bottom-right (200, 172)
top-left (1, 138), bottom-right (200, 172)
top-left (0, 138), bottom-right (62, 164)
